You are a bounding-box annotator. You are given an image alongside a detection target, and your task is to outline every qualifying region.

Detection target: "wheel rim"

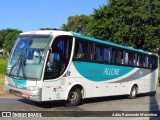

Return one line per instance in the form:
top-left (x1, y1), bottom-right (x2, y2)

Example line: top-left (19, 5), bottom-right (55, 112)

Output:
top-left (69, 91), bottom-right (78, 102)
top-left (131, 88), bottom-right (136, 97)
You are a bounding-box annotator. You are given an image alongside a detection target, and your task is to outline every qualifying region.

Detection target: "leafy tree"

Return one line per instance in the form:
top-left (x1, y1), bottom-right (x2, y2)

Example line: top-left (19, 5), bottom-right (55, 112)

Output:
top-left (0, 28), bottom-right (22, 55)
top-left (61, 14), bottom-right (90, 34)
top-left (87, 0), bottom-right (160, 54)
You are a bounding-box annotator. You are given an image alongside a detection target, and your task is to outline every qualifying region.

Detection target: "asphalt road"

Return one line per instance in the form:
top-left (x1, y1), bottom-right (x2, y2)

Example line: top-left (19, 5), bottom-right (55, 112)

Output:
top-left (0, 87), bottom-right (160, 120)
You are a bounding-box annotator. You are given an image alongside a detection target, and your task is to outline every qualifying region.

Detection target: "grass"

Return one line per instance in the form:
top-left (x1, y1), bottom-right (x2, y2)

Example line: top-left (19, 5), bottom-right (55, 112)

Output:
top-left (0, 57), bottom-right (8, 77)
top-left (0, 57), bottom-right (8, 96)
top-left (0, 57), bottom-right (8, 85)
top-left (0, 79), bottom-right (4, 86)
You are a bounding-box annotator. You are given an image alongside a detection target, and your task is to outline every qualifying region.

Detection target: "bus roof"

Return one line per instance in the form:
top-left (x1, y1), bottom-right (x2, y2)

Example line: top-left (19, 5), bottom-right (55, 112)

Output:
top-left (72, 33), bottom-right (157, 56)
top-left (20, 30), bottom-right (72, 36)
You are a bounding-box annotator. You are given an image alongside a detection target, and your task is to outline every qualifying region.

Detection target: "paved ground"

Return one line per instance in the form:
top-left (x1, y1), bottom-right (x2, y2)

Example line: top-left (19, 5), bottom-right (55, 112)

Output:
top-left (0, 87), bottom-right (160, 120)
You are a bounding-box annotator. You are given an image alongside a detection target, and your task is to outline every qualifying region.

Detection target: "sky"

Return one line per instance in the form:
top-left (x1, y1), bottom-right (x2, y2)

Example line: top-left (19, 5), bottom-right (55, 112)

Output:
top-left (0, 0), bottom-right (107, 32)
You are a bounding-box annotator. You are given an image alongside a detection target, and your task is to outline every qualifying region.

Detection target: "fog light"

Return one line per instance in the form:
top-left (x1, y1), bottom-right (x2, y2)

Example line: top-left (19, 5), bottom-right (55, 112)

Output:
top-left (30, 95), bottom-right (37, 99)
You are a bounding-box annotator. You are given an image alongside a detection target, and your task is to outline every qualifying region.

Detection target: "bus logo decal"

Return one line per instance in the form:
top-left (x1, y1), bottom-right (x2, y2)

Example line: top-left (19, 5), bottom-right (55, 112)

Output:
top-left (53, 88), bottom-right (56, 92)
top-left (103, 68), bottom-right (121, 76)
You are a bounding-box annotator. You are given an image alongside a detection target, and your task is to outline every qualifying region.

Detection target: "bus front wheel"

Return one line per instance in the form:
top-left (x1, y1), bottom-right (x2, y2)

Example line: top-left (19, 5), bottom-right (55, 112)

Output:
top-left (65, 88), bottom-right (82, 106)
top-left (128, 85), bottom-right (138, 99)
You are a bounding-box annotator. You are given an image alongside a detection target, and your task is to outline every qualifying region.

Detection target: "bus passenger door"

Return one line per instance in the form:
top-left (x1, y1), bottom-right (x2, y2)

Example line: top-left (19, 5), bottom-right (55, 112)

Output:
top-left (42, 35), bottom-right (73, 101)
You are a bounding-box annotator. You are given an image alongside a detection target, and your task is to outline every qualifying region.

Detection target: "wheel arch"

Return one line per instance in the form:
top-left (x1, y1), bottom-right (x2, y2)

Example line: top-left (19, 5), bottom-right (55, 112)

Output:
top-left (65, 83), bottom-right (85, 100)
top-left (129, 83), bottom-right (138, 95)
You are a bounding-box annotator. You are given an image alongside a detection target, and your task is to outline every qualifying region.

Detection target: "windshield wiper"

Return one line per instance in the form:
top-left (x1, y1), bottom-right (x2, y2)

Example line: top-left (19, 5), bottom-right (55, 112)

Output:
top-left (9, 51), bottom-right (26, 79)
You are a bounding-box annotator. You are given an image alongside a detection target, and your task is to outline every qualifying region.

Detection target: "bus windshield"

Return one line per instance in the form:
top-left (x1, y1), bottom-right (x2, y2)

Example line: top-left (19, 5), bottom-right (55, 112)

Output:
top-left (7, 35), bottom-right (51, 80)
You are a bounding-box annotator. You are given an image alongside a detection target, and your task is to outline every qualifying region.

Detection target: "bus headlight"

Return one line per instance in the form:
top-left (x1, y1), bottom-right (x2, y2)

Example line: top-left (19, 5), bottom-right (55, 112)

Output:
top-left (5, 77), bottom-right (9, 84)
top-left (27, 86), bottom-right (39, 91)
top-left (5, 80), bottom-right (9, 85)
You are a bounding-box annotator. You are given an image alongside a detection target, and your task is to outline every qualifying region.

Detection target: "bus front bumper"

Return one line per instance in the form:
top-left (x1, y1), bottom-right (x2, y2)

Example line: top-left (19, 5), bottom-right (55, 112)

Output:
top-left (4, 83), bottom-right (42, 102)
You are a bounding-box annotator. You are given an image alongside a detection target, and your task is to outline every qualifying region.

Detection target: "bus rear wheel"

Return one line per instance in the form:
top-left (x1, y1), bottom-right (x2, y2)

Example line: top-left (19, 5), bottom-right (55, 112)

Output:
top-left (128, 85), bottom-right (137, 99)
top-left (65, 88), bottom-right (82, 106)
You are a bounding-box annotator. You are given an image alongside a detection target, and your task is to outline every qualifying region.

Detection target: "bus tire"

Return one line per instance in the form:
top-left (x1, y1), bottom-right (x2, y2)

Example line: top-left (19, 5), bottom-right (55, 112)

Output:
top-left (128, 85), bottom-right (137, 99)
top-left (65, 88), bottom-right (82, 106)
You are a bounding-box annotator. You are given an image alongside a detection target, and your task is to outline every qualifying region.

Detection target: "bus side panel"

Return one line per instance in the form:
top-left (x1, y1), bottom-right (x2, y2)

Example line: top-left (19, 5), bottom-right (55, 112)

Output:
top-left (41, 63), bottom-right (158, 101)
top-left (72, 61), bottom-right (158, 98)
top-left (137, 68), bottom-right (158, 94)
top-left (41, 80), bottom-right (67, 101)
top-left (65, 63), bottom-right (93, 99)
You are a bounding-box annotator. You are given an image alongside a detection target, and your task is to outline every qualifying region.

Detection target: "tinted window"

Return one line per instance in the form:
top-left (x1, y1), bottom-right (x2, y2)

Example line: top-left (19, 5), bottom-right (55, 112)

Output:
top-left (128, 51), bottom-right (133, 65)
top-left (95, 45), bottom-right (102, 61)
top-left (117, 49), bottom-right (124, 64)
top-left (103, 47), bottom-right (111, 62)
top-left (44, 36), bottom-right (73, 79)
top-left (74, 39), bottom-right (86, 59)
top-left (86, 42), bottom-right (93, 60)
top-left (111, 48), bottom-right (118, 63)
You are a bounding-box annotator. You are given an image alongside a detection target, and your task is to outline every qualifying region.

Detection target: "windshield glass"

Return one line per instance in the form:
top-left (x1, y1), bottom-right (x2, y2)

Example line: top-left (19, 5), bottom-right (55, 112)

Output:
top-left (7, 35), bottom-right (51, 80)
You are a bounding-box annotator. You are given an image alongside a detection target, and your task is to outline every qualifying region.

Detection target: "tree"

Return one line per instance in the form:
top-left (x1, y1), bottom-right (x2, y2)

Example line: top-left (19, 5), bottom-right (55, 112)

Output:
top-left (0, 28), bottom-right (22, 55)
top-left (39, 28), bottom-right (60, 30)
top-left (87, 0), bottom-right (160, 54)
top-left (61, 14), bottom-right (90, 34)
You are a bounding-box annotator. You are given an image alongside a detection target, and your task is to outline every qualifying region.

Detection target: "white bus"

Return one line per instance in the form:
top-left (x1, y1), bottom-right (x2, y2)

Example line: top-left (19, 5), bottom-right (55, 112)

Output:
top-left (4, 30), bottom-right (159, 106)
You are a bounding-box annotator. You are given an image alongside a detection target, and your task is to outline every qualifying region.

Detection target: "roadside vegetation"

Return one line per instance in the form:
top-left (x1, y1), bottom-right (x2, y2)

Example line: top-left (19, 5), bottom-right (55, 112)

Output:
top-left (0, 57), bottom-right (9, 96)
top-left (0, 57), bottom-right (7, 85)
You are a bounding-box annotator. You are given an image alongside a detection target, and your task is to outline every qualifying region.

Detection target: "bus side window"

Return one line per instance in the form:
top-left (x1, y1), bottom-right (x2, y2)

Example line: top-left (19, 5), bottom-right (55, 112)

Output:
top-left (87, 42), bottom-right (93, 60)
top-left (143, 55), bottom-right (146, 67)
top-left (151, 56), bottom-right (158, 69)
top-left (74, 40), bottom-right (85, 59)
top-left (95, 45), bottom-right (102, 61)
top-left (129, 51), bottom-right (133, 66)
top-left (53, 39), bottom-right (71, 60)
top-left (148, 56), bottom-right (152, 68)
top-left (111, 48), bottom-right (118, 63)
top-left (125, 51), bottom-right (129, 65)
top-left (111, 48), bottom-right (115, 63)
top-left (137, 54), bottom-right (140, 66)
top-left (115, 49), bottom-right (119, 64)
top-left (117, 49), bottom-right (123, 64)
top-left (145, 55), bottom-right (149, 68)
top-left (133, 52), bottom-right (137, 66)
top-left (103, 47), bottom-right (110, 62)
top-left (139, 55), bottom-right (144, 67)
top-left (45, 36), bottom-right (73, 79)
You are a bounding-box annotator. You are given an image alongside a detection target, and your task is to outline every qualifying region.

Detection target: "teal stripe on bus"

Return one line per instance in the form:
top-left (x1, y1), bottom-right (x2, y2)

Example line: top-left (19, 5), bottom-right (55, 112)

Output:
top-left (12, 78), bottom-right (26, 88)
top-left (73, 61), bottom-right (134, 82)
top-left (72, 33), bottom-right (150, 54)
